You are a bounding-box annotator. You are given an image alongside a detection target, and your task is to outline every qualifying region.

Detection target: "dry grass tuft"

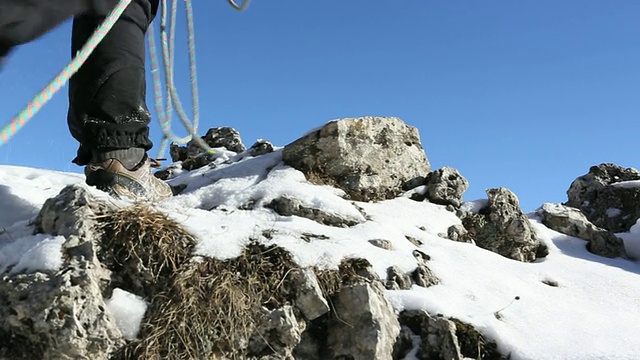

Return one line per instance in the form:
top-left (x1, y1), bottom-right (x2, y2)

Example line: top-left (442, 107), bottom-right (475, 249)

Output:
top-left (97, 204), bottom-right (197, 297)
top-left (122, 244), bottom-right (298, 360)
top-left (314, 258), bottom-right (376, 299)
top-left (96, 207), bottom-right (299, 360)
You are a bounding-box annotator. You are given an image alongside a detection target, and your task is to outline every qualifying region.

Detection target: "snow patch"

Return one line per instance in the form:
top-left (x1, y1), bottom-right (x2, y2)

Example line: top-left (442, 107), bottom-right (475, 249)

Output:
top-left (0, 234), bottom-right (65, 274)
top-left (105, 288), bottom-right (148, 340)
top-left (611, 180), bottom-right (640, 189)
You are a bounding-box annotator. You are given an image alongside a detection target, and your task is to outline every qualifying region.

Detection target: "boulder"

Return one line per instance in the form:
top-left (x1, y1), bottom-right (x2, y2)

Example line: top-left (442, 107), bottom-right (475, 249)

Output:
top-left (537, 203), bottom-right (626, 258)
top-left (566, 163), bottom-right (640, 232)
top-left (327, 282), bottom-right (400, 360)
top-left (199, 126), bottom-right (246, 153)
top-left (425, 166), bottom-right (469, 207)
top-left (461, 188), bottom-right (548, 262)
top-left (168, 127), bottom-right (246, 171)
top-left (248, 139), bottom-right (275, 157)
top-left (282, 116), bottom-right (431, 202)
top-left (266, 196), bottom-right (364, 227)
top-left (290, 268), bottom-right (330, 321)
top-left (369, 238), bottom-right (393, 250)
top-left (386, 266), bottom-right (413, 290)
top-left (398, 311), bottom-right (505, 360)
top-left (248, 305), bottom-right (305, 359)
top-left (0, 186), bottom-right (122, 360)
top-left (446, 224), bottom-right (473, 243)
top-left (412, 264), bottom-right (440, 288)
top-left (399, 310), bottom-right (464, 360)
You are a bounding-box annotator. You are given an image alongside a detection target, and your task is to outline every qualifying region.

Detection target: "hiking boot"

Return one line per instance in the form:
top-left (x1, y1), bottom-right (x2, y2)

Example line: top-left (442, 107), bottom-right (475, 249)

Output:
top-left (85, 152), bottom-right (173, 202)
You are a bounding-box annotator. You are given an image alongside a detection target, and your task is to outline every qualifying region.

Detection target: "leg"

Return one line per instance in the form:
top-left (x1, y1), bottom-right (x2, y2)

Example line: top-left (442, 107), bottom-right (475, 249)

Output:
top-left (68, 0), bottom-right (171, 201)
top-left (68, 0), bottom-right (158, 166)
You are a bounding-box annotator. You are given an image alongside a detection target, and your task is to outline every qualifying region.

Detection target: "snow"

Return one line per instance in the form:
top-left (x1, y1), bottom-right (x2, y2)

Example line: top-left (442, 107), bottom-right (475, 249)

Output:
top-left (1, 151), bottom-right (640, 359)
top-left (105, 288), bottom-right (148, 340)
top-left (0, 234), bottom-right (65, 274)
top-left (611, 180), bottom-right (640, 189)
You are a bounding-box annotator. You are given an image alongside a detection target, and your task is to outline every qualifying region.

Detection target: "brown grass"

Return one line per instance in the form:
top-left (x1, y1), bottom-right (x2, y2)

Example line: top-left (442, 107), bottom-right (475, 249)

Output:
top-left (96, 204), bottom-right (376, 359)
top-left (97, 205), bottom-right (301, 359)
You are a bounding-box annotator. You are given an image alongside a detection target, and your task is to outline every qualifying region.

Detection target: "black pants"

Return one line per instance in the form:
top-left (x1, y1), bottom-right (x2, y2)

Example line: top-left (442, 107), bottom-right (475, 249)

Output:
top-left (0, 0), bottom-right (159, 165)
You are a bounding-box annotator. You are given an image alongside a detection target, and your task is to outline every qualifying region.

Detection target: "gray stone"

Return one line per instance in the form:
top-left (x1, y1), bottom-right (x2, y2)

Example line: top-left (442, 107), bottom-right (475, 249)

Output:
top-left (35, 185), bottom-right (114, 238)
top-left (425, 166), bottom-right (469, 207)
top-left (412, 249), bottom-right (431, 264)
top-left (447, 224), bottom-right (472, 243)
top-left (282, 116), bottom-right (431, 202)
top-left (566, 163), bottom-right (640, 232)
top-left (266, 196), bottom-right (363, 227)
top-left (327, 283), bottom-right (400, 360)
top-left (412, 265), bottom-right (440, 288)
top-left (248, 306), bottom-right (305, 359)
top-left (293, 328), bottom-right (324, 360)
top-left (1, 186), bottom-right (123, 360)
top-left (290, 269), bottom-right (330, 321)
top-left (167, 127), bottom-right (246, 172)
top-left (169, 143), bottom-right (189, 162)
top-left (538, 203), bottom-right (626, 258)
top-left (369, 238), bottom-right (393, 250)
top-left (181, 154), bottom-right (213, 171)
top-left (400, 310), bottom-right (463, 360)
top-left (248, 139), bottom-right (275, 157)
top-left (461, 188), bottom-right (548, 262)
top-left (399, 311), bottom-right (506, 360)
top-left (386, 266), bottom-right (412, 290)
top-left (200, 126), bottom-right (246, 153)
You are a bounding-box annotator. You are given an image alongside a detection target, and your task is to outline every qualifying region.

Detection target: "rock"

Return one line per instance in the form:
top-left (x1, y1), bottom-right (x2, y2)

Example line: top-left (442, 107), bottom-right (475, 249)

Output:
top-left (369, 239), bottom-right (393, 250)
top-left (399, 311), bottom-right (506, 360)
top-left (412, 250), bottom-right (431, 264)
top-left (290, 269), bottom-right (330, 321)
top-left (447, 224), bottom-right (473, 243)
top-left (386, 266), bottom-right (412, 290)
top-left (537, 203), bottom-right (626, 258)
top-left (282, 116), bottom-right (431, 202)
top-left (35, 185), bottom-right (114, 238)
top-left (425, 167), bottom-right (469, 207)
top-left (449, 318), bottom-right (505, 360)
top-left (169, 143), bottom-right (189, 162)
top-left (1, 186), bottom-right (123, 360)
top-left (248, 139), bottom-right (275, 157)
top-left (566, 163), bottom-right (640, 232)
top-left (181, 154), bottom-right (213, 171)
top-left (248, 306), bottom-right (305, 359)
top-left (167, 127), bottom-right (245, 172)
top-left (393, 325), bottom-right (420, 360)
top-left (400, 310), bottom-right (463, 360)
top-left (293, 319), bottom-right (326, 360)
top-left (327, 283), bottom-right (400, 360)
top-left (266, 196), bottom-right (363, 227)
top-left (461, 188), bottom-right (548, 262)
top-left (200, 126), bottom-right (246, 153)
top-left (412, 265), bottom-right (440, 288)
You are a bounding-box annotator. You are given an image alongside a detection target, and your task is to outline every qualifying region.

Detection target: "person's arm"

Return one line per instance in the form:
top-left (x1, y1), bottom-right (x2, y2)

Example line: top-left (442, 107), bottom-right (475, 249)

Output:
top-left (0, 0), bottom-right (118, 60)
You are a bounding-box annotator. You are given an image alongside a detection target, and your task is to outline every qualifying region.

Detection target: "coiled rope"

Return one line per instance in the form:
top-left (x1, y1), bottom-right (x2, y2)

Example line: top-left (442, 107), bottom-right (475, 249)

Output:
top-left (150, 0), bottom-right (251, 158)
top-left (0, 0), bottom-right (133, 146)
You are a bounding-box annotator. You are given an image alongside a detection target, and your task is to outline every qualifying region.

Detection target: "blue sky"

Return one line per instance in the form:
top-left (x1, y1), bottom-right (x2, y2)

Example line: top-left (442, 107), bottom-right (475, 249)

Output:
top-left (0, 1), bottom-right (638, 212)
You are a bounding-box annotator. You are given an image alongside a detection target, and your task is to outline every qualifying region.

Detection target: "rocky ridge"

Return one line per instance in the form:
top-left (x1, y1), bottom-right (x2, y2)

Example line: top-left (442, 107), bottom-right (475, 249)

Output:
top-left (0, 116), bottom-right (637, 359)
